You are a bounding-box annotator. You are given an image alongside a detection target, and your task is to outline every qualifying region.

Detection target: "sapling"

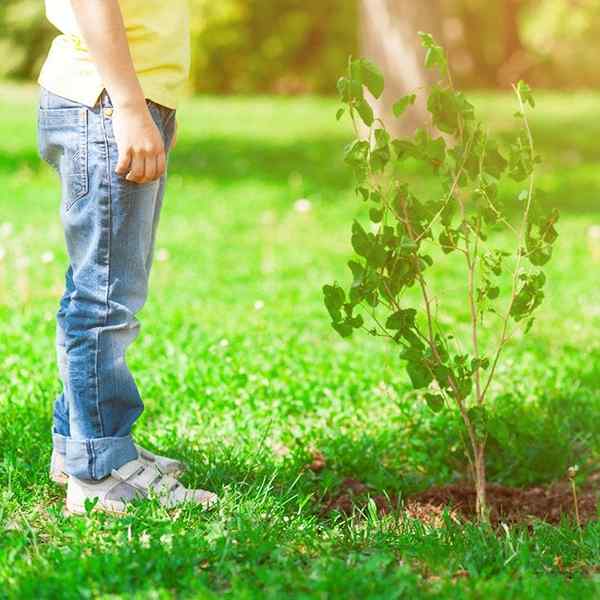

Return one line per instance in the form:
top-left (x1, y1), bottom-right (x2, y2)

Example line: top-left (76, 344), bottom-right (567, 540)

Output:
top-left (323, 33), bottom-right (559, 521)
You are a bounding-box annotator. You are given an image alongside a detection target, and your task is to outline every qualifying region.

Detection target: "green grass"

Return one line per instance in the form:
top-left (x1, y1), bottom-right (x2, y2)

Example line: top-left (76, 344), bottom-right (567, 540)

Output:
top-left (0, 81), bottom-right (599, 598)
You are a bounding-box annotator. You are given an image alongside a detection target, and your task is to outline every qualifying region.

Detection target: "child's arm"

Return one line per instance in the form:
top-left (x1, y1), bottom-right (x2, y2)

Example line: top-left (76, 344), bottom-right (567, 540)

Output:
top-left (70, 0), bottom-right (166, 184)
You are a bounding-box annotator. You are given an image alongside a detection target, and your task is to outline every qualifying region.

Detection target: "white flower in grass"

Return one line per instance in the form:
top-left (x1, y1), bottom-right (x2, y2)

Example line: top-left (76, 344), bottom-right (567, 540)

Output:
top-left (254, 300), bottom-right (264, 311)
top-left (159, 533), bottom-right (173, 549)
top-left (16, 256), bottom-right (30, 270)
top-left (260, 210), bottom-right (276, 226)
top-left (41, 251), bottom-right (54, 264)
top-left (0, 223), bottom-right (13, 238)
top-left (219, 338), bottom-right (229, 348)
top-left (156, 248), bottom-right (170, 262)
top-left (294, 198), bottom-right (312, 213)
top-left (139, 531), bottom-right (151, 549)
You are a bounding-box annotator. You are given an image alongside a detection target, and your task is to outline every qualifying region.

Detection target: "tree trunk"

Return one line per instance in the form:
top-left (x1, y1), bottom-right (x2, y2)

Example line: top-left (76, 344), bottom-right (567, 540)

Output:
top-left (497, 0), bottom-right (531, 86)
top-left (359, 0), bottom-right (443, 136)
top-left (503, 0), bottom-right (525, 64)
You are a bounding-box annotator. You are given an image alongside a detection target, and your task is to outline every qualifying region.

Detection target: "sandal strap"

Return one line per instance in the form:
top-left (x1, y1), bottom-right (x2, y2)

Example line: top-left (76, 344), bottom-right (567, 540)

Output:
top-left (113, 459), bottom-right (144, 482)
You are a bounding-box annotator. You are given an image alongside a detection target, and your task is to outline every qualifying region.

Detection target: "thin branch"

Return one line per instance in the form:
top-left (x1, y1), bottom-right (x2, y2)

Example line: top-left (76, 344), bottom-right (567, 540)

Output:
top-left (481, 85), bottom-right (535, 402)
top-left (398, 196), bottom-right (480, 462)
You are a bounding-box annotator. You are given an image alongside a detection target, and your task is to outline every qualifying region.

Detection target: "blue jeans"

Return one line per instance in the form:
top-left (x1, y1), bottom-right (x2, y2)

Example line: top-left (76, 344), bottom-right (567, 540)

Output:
top-left (38, 88), bottom-right (176, 480)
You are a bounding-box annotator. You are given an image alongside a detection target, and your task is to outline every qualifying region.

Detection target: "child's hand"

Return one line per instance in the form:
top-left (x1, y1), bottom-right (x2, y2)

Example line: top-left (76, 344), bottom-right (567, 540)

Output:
top-left (112, 104), bottom-right (166, 184)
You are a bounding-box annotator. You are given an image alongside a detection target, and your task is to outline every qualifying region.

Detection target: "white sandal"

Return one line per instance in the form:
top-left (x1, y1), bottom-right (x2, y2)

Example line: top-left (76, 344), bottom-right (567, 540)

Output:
top-left (50, 444), bottom-right (186, 486)
top-left (65, 458), bottom-right (217, 515)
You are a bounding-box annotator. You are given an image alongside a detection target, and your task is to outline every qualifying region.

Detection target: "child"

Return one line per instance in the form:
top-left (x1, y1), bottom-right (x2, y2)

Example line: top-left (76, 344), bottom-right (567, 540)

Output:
top-left (37, 0), bottom-right (217, 514)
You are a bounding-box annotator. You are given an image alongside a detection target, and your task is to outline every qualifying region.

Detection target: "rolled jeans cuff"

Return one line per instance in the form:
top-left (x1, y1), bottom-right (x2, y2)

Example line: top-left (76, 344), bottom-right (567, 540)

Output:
top-left (65, 435), bottom-right (138, 480)
top-left (52, 431), bottom-right (68, 455)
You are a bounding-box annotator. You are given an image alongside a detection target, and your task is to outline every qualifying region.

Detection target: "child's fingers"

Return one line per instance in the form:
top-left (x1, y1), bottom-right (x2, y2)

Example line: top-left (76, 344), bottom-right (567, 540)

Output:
top-left (125, 154), bottom-right (145, 182)
top-left (115, 148), bottom-right (132, 175)
top-left (143, 153), bottom-right (157, 182)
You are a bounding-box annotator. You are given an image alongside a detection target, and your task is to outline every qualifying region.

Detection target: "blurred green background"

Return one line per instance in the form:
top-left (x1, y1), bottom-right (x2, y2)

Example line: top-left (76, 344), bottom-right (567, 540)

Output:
top-left (1, 0), bottom-right (600, 94)
top-left (1, 2), bottom-right (600, 596)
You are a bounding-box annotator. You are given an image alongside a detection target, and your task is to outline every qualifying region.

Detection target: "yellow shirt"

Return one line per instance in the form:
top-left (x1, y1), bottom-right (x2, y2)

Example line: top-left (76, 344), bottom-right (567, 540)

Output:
top-left (38, 0), bottom-right (190, 109)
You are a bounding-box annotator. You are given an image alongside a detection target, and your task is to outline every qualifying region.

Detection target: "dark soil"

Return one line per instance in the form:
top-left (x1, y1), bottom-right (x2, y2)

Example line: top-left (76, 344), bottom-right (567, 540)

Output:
top-left (319, 473), bottom-right (599, 526)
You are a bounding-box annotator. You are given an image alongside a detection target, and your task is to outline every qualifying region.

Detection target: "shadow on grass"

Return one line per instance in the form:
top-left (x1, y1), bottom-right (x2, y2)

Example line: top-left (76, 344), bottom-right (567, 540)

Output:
top-left (4, 126), bottom-right (600, 214)
top-left (2, 348), bottom-right (598, 502)
top-left (171, 129), bottom-right (600, 214)
top-left (169, 134), bottom-right (351, 194)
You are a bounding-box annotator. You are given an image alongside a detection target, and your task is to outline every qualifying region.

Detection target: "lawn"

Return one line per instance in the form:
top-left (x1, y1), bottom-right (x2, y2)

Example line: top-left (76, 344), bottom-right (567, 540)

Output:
top-left (0, 82), bottom-right (599, 598)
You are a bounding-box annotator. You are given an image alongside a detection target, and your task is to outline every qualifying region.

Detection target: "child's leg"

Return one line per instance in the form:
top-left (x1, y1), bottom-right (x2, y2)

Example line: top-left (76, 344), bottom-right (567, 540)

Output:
top-left (38, 88), bottom-right (175, 480)
top-left (52, 265), bottom-right (75, 456)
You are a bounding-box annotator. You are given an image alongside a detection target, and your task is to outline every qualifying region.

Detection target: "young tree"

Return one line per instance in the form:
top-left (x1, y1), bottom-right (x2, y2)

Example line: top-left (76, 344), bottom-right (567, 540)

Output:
top-left (325, 34), bottom-right (559, 521)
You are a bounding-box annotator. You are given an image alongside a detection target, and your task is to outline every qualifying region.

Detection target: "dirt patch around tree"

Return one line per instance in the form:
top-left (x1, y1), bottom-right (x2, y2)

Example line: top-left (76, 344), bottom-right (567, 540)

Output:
top-left (319, 473), bottom-right (599, 526)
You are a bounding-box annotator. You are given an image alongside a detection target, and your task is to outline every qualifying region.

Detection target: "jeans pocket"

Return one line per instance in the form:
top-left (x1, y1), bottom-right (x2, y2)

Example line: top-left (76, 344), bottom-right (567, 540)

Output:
top-left (38, 106), bottom-right (89, 211)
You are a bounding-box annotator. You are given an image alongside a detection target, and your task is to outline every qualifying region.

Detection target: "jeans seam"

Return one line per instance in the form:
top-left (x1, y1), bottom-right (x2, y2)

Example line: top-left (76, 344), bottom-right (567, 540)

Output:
top-left (85, 439), bottom-right (94, 480)
top-left (95, 105), bottom-right (114, 440)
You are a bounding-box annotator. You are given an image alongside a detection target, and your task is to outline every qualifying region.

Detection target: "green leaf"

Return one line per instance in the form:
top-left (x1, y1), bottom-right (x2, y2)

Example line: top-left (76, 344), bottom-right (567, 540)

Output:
top-left (351, 220), bottom-right (371, 257)
top-left (420, 254), bottom-right (434, 267)
top-left (393, 94), bottom-right (416, 117)
top-left (483, 140), bottom-right (508, 179)
top-left (366, 240), bottom-right (387, 269)
top-left (322, 284), bottom-right (345, 321)
top-left (467, 406), bottom-right (488, 440)
top-left (524, 317), bottom-right (535, 334)
top-left (336, 108), bottom-right (345, 121)
top-left (84, 497), bottom-right (99, 515)
top-left (470, 357), bottom-right (490, 373)
top-left (351, 58), bottom-right (385, 99)
top-left (418, 32), bottom-right (448, 75)
top-left (370, 128), bottom-right (391, 172)
top-left (348, 260), bottom-right (364, 288)
top-left (350, 314), bottom-right (364, 329)
top-left (508, 137), bottom-right (534, 182)
top-left (528, 246), bottom-right (552, 266)
top-left (407, 361), bottom-right (433, 389)
top-left (374, 128), bottom-right (390, 147)
top-left (439, 228), bottom-right (458, 254)
top-left (355, 98), bottom-right (374, 127)
top-left (517, 80), bottom-right (535, 108)
top-left (370, 191), bottom-right (383, 204)
top-left (369, 207), bottom-right (384, 223)
top-left (486, 286), bottom-right (500, 300)
top-left (357, 187), bottom-right (370, 202)
top-left (427, 86), bottom-right (474, 135)
top-left (344, 140), bottom-right (369, 168)
top-left (510, 272), bottom-right (546, 321)
top-left (337, 76), bottom-right (363, 103)
top-left (332, 320), bottom-right (353, 338)
top-left (386, 308), bottom-right (417, 332)
top-left (433, 364), bottom-right (452, 389)
top-left (392, 139), bottom-right (416, 161)
top-left (424, 393), bottom-right (445, 413)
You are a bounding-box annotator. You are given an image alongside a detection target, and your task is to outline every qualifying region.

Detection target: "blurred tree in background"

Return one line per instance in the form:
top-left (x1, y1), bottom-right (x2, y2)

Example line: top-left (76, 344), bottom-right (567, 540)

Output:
top-left (0, 0), bottom-right (54, 81)
top-left (188, 0), bottom-right (357, 93)
top-left (442, 0), bottom-right (600, 89)
top-left (0, 0), bottom-right (599, 94)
